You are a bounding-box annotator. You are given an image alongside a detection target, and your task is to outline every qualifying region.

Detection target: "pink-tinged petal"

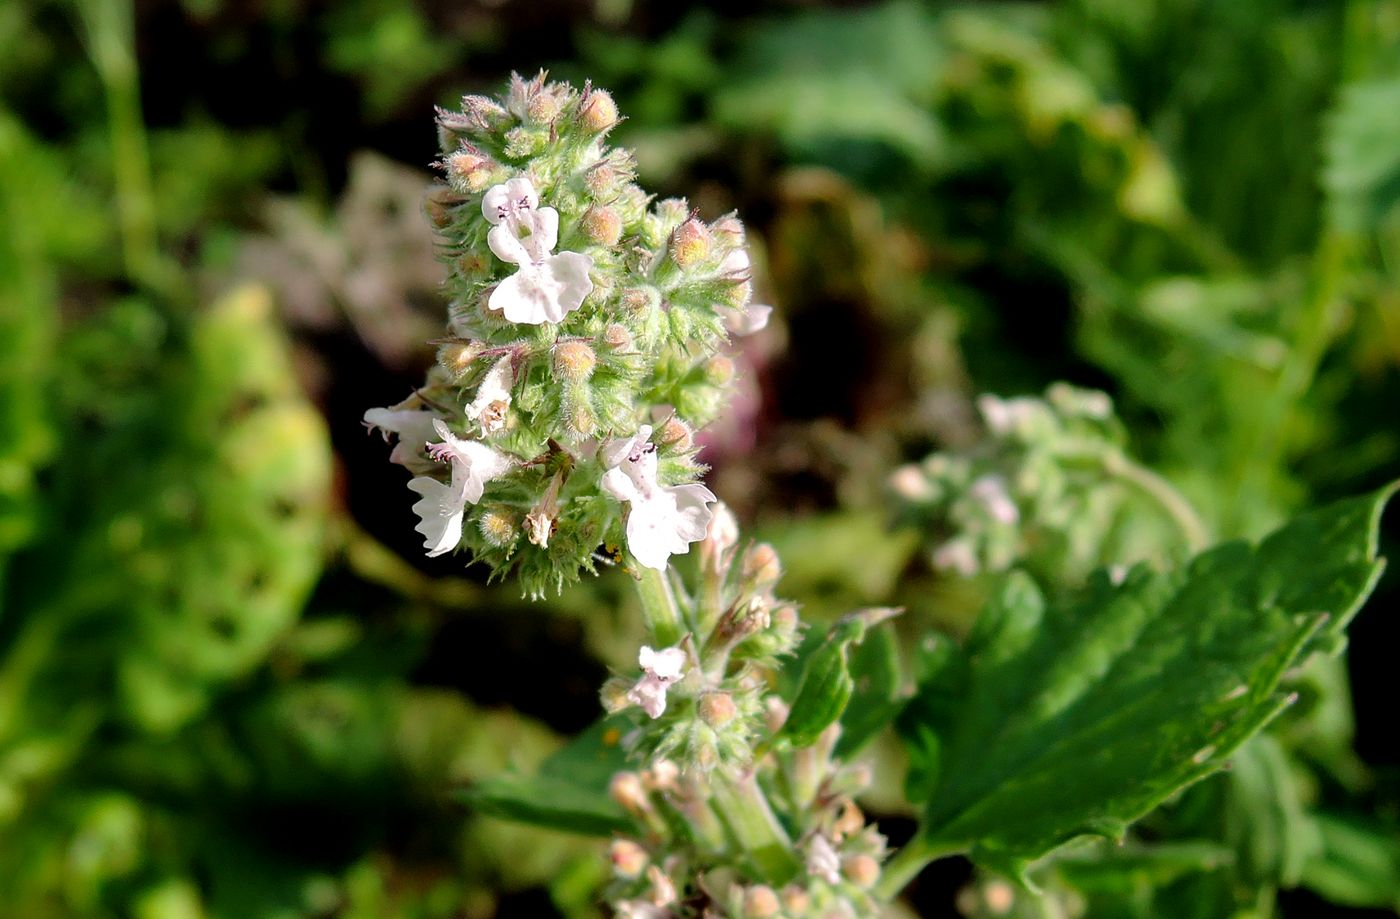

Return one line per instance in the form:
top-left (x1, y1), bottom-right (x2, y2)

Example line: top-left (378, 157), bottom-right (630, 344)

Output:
top-left (529, 206), bottom-right (560, 255)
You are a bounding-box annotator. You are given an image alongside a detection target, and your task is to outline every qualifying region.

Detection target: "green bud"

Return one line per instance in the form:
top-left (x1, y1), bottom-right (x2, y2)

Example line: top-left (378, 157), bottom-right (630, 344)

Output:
top-left (584, 163), bottom-right (618, 198)
top-left (621, 286), bottom-right (660, 317)
top-left (424, 186), bottom-right (462, 229)
top-left (504, 125), bottom-right (544, 159)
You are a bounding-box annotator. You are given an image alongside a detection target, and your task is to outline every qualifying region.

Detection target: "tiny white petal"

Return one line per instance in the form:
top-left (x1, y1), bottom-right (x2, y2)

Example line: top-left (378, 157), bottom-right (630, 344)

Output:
top-left (408, 475), bottom-right (468, 557)
top-left (638, 645), bottom-right (686, 682)
top-left (806, 835), bottom-right (842, 885)
top-left (466, 356), bottom-right (514, 435)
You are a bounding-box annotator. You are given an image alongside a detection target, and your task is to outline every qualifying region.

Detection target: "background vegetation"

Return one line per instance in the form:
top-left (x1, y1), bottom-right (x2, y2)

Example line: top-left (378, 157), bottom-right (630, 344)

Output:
top-left (2, 1), bottom-right (1398, 916)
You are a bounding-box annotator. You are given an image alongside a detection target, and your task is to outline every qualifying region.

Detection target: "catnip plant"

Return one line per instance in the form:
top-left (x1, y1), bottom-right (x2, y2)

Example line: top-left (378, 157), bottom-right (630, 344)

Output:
top-left (365, 73), bottom-right (1392, 917)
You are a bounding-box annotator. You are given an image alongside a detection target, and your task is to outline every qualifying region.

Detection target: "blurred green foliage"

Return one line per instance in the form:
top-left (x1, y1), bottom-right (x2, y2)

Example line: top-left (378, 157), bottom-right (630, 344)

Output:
top-left (2, 0), bottom-right (1399, 916)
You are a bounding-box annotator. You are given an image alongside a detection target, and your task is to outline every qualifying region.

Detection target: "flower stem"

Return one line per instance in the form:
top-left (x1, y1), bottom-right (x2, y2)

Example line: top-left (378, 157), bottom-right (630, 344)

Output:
top-left (634, 564), bottom-right (685, 647)
top-left (1099, 449), bottom-right (1210, 553)
top-left (708, 768), bottom-right (802, 884)
top-left (873, 837), bottom-right (968, 902)
top-left (1054, 442), bottom-right (1209, 553)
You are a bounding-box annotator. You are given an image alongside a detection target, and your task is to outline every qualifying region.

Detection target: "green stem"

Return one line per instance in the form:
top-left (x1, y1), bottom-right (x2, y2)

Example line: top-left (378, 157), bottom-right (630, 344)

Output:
top-left (634, 565), bottom-right (684, 647)
top-left (72, 0), bottom-right (176, 295)
top-left (1055, 443), bottom-right (1210, 554)
top-left (1099, 449), bottom-right (1210, 553)
top-left (873, 837), bottom-right (968, 902)
top-left (708, 768), bottom-right (801, 884)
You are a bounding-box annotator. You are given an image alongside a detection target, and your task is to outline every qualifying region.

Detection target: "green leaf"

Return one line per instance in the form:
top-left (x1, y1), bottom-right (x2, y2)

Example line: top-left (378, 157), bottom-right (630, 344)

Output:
top-left (780, 607), bottom-right (900, 749)
top-left (1300, 812), bottom-right (1400, 910)
top-left (835, 623), bottom-right (904, 757)
top-left (1324, 76), bottom-right (1400, 233)
top-left (458, 718), bottom-right (632, 837)
top-left (900, 487), bottom-right (1392, 876)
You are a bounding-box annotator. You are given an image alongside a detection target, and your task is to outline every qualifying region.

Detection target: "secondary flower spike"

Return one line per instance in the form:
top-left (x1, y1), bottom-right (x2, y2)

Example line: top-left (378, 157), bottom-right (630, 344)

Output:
top-left (482, 177), bottom-right (594, 324)
top-left (602, 425), bottom-right (716, 570)
top-left (408, 420), bottom-right (514, 556)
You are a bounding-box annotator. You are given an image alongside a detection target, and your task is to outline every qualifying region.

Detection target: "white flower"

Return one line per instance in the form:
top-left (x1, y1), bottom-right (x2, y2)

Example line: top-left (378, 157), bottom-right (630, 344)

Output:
top-left (613, 900), bottom-right (670, 919)
top-left (466, 356), bottom-right (513, 435)
top-left (627, 644), bottom-right (687, 719)
top-left (806, 834), bottom-right (842, 885)
top-left (363, 407), bottom-right (440, 473)
top-left (482, 177), bottom-right (593, 325)
top-left (601, 425), bottom-right (715, 571)
top-left (408, 420), bottom-right (514, 557)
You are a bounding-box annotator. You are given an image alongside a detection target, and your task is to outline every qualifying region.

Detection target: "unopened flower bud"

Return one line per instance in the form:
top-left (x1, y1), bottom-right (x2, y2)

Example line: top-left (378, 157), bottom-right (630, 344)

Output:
top-left (703, 355), bottom-right (734, 386)
top-left (771, 604), bottom-right (799, 633)
top-left (603, 323), bottom-right (632, 350)
top-left (581, 206), bottom-right (623, 246)
top-left (742, 543), bottom-right (781, 586)
top-left (646, 865), bottom-right (677, 906)
top-left (670, 218), bottom-right (712, 268)
top-left (702, 502), bottom-right (739, 559)
top-left (764, 697), bottom-right (789, 733)
top-left (610, 839), bottom-right (649, 879)
top-left (460, 94), bottom-right (508, 130)
top-left (609, 772), bottom-right (650, 813)
top-left (446, 149), bottom-right (493, 192)
top-left (742, 885), bottom-right (781, 918)
top-left (526, 90), bottom-right (560, 124)
top-left (656, 416), bottom-right (693, 452)
top-left (552, 341), bottom-right (597, 382)
top-left (584, 163), bottom-right (617, 197)
top-left (504, 126), bottom-right (543, 159)
top-left (437, 340), bottom-right (481, 378)
top-left (781, 886), bottom-right (810, 913)
top-left (641, 759), bottom-right (679, 793)
top-left (621, 286), bottom-right (659, 316)
top-left (842, 854), bottom-right (880, 889)
top-left (424, 187), bottom-right (462, 228)
top-left (723, 278), bottom-right (753, 308)
top-left (712, 215), bottom-right (745, 247)
top-left (478, 508), bottom-right (519, 547)
top-left (579, 88), bottom-right (618, 132)
top-left (568, 403), bottom-right (597, 438)
top-left (698, 692), bottom-right (737, 728)
top-left (833, 799), bottom-right (864, 839)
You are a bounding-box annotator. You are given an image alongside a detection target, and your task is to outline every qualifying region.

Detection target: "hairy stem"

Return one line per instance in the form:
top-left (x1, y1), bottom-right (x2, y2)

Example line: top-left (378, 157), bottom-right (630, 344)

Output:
top-left (634, 564), bottom-right (685, 647)
top-left (709, 767), bottom-right (802, 884)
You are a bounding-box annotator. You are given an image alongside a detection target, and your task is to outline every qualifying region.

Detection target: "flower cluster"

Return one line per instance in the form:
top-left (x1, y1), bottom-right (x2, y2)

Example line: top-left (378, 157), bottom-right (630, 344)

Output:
top-left (600, 517), bottom-right (889, 918)
top-left (364, 73), bottom-right (771, 597)
top-left (890, 383), bottom-right (1192, 584)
